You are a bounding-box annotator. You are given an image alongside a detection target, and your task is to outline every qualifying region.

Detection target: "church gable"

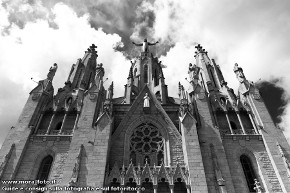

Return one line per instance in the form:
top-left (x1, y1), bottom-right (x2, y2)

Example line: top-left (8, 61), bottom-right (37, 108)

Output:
top-left (108, 85), bottom-right (183, 167)
top-left (112, 85), bottom-right (181, 139)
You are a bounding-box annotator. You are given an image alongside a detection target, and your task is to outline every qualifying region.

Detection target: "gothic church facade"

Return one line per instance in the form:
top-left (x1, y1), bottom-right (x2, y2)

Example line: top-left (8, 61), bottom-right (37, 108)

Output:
top-left (1, 42), bottom-right (290, 193)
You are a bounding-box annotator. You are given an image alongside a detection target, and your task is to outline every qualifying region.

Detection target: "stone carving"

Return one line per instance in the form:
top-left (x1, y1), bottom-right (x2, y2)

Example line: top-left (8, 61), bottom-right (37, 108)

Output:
top-left (68, 144), bottom-right (84, 187)
top-left (107, 82), bottom-right (114, 101)
top-left (144, 93), bottom-right (150, 108)
top-left (0, 143), bottom-right (15, 178)
top-left (47, 63), bottom-right (58, 81)
top-left (106, 162), bottom-right (190, 188)
top-left (188, 63), bottom-right (200, 82)
top-left (233, 63), bottom-right (251, 95)
top-left (132, 38), bottom-right (159, 53)
top-left (103, 100), bottom-right (112, 116)
top-left (233, 63), bottom-right (246, 83)
top-left (253, 179), bottom-right (263, 192)
top-left (179, 83), bottom-right (190, 117)
top-left (130, 60), bottom-right (136, 67)
top-left (96, 63), bottom-right (104, 80)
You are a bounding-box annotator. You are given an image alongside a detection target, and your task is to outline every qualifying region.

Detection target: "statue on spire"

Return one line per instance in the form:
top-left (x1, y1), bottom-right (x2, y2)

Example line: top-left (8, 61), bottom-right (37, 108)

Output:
top-left (233, 63), bottom-right (246, 83)
top-left (132, 38), bottom-right (159, 53)
top-left (188, 63), bottom-right (200, 82)
top-left (96, 63), bottom-right (104, 80)
top-left (47, 63), bottom-right (58, 81)
top-left (234, 63), bottom-right (251, 96)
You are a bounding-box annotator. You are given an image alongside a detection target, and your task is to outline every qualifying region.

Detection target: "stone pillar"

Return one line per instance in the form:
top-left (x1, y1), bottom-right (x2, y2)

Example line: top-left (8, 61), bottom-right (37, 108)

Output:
top-left (58, 112), bottom-right (68, 134)
top-left (153, 185), bottom-right (157, 193)
top-left (136, 186), bottom-right (141, 193)
top-left (72, 113), bottom-right (80, 133)
top-left (186, 185), bottom-right (191, 193)
top-left (33, 113), bottom-right (44, 134)
top-left (179, 112), bottom-right (208, 193)
top-left (248, 113), bottom-right (258, 134)
top-left (236, 112), bottom-right (246, 134)
top-left (225, 113), bottom-right (234, 134)
top-left (46, 112), bottom-right (56, 134)
top-left (169, 184), bottom-right (174, 193)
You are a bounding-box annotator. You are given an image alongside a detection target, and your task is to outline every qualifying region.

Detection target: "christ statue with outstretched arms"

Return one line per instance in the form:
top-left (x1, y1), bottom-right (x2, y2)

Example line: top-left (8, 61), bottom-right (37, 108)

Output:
top-left (132, 38), bottom-right (159, 53)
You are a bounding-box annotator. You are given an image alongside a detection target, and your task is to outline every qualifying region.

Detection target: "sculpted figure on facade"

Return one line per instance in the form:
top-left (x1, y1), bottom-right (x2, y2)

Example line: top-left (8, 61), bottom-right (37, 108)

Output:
top-left (47, 63), bottom-right (58, 81)
top-left (144, 93), bottom-right (150, 107)
top-left (233, 63), bottom-right (246, 83)
top-left (188, 63), bottom-right (200, 82)
top-left (132, 38), bottom-right (159, 53)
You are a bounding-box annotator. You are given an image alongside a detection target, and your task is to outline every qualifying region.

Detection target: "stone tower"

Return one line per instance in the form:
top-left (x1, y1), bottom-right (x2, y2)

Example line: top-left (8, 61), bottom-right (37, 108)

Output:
top-left (0, 41), bottom-right (290, 193)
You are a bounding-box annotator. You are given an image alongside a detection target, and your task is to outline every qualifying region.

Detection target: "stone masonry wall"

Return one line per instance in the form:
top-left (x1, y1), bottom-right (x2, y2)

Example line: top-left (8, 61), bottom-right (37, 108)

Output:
top-left (14, 140), bottom-right (70, 185)
top-left (222, 136), bottom-right (283, 193)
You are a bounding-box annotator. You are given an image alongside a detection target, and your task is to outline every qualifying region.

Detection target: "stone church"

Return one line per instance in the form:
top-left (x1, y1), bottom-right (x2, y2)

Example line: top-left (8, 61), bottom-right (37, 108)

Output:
top-left (1, 40), bottom-right (290, 193)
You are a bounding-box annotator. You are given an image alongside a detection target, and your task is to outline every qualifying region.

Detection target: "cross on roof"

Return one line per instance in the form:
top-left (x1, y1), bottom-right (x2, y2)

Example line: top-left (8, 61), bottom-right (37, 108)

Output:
top-left (195, 44), bottom-right (203, 51)
top-left (90, 44), bottom-right (97, 50)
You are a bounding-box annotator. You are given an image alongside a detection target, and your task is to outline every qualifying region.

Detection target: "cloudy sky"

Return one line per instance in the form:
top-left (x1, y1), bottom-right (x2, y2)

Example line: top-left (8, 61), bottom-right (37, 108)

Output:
top-left (0, 0), bottom-right (290, 146)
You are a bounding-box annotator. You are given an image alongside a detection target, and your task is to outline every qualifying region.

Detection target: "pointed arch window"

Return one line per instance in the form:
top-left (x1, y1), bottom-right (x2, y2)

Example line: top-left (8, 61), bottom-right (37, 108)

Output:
top-left (240, 155), bottom-right (257, 192)
top-left (144, 65), bottom-right (148, 83)
top-left (36, 155), bottom-right (53, 190)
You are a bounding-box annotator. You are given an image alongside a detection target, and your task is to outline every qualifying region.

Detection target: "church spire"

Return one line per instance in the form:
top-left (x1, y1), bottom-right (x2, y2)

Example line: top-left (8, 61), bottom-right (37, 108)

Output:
top-left (194, 44), bottom-right (215, 92)
top-left (212, 59), bottom-right (227, 88)
top-left (66, 44), bottom-right (99, 90)
top-left (123, 38), bottom-right (167, 104)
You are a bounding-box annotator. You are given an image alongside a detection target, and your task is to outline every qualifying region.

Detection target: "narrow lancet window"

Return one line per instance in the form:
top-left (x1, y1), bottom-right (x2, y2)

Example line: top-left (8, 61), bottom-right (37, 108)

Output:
top-left (144, 65), bottom-right (148, 83)
top-left (36, 155), bottom-right (53, 191)
top-left (240, 155), bottom-right (257, 192)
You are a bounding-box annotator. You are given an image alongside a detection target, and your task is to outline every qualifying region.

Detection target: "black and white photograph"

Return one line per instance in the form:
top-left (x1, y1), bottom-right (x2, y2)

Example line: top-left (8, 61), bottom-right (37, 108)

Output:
top-left (0, 0), bottom-right (290, 192)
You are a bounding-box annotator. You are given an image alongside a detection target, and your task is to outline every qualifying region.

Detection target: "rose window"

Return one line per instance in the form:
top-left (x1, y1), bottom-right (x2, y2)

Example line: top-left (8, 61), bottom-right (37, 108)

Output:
top-left (130, 123), bottom-right (164, 166)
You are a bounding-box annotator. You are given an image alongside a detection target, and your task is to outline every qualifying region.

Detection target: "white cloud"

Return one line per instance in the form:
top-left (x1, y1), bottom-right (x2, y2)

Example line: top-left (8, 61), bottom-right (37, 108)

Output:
top-left (0, 0), bottom-right (290, 146)
top-left (0, 3), bottom-right (128, 146)
top-left (150, 0), bottom-right (290, 139)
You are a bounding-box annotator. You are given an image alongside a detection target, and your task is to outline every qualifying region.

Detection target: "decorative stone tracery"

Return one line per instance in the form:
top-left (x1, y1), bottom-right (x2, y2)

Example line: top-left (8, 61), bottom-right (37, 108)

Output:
top-left (105, 162), bottom-right (190, 192)
top-left (130, 123), bottom-right (164, 166)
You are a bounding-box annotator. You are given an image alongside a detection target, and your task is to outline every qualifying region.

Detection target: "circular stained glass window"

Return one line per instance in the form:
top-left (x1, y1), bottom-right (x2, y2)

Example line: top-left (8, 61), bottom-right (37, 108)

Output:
top-left (130, 123), bottom-right (164, 156)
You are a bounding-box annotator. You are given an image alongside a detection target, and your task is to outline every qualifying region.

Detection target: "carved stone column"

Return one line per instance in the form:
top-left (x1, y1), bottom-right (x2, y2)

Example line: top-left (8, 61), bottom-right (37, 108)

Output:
top-left (225, 113), bottom-right (234, 134)
top-left (236, 112), bottom-right (246, 134)
top-left (59, 112), bottom-right (68, 134)
top-left (46, 112), bottom-right (56, 134)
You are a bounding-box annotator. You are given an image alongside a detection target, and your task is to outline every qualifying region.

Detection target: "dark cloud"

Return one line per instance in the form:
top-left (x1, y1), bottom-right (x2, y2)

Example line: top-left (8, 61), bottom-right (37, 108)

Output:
top-left (1, 0), bottom-right (177, 59)
top-left (256, 79), bottom-right (287, 125)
